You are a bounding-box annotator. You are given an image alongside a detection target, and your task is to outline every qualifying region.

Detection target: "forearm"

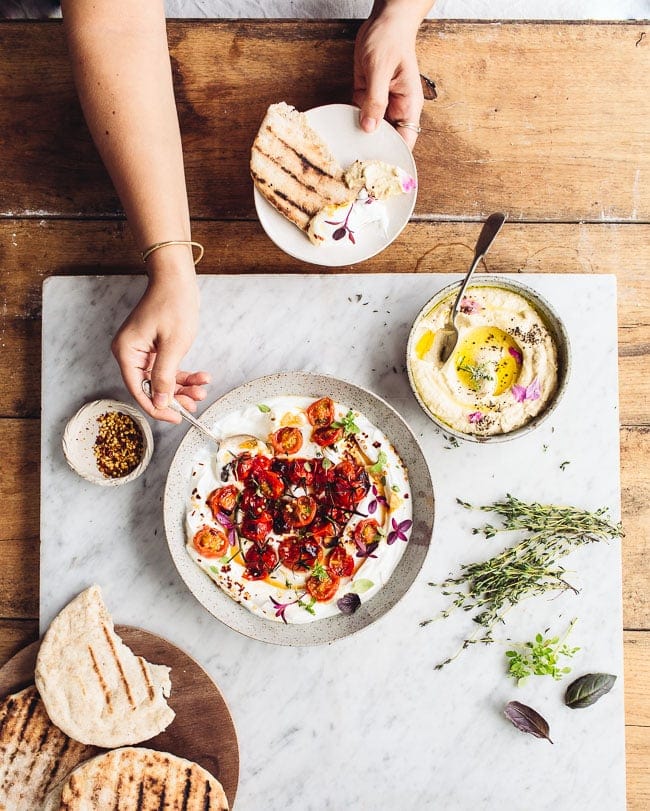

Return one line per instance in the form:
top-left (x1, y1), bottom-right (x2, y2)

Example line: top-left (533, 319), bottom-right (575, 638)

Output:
top-left (369, 0), bottom-right (435, 30)
top-left (61, 0), bottom-right (191, 255)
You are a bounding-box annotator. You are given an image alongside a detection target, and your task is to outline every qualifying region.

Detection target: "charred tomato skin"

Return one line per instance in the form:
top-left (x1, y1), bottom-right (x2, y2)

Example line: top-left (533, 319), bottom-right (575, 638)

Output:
top-left (312, 425), bottom-right (344, 448)
top-left (243, 544), bottom-right (278, 580)
top-left (207, 484), bottom-right (239, 517)
top-left (240, 511), bottom-right (273, 543)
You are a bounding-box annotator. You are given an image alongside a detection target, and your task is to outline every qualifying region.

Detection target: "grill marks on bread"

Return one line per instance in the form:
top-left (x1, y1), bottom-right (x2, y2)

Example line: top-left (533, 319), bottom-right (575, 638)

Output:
top-left (50, 747), bottom-right (228, 810)
top-left (250, 102), bottom-right (358, 234)
top-left (0, 686), bottom-right (98, 809)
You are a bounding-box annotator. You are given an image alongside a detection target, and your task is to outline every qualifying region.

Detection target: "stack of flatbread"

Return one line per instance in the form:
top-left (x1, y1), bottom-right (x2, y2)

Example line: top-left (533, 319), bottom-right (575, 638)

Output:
top-left (0, 585), bottom-right (229, 810)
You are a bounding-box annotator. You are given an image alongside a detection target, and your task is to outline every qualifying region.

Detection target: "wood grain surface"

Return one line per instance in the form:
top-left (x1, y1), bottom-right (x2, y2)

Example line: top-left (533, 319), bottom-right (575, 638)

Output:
top-left (0, 19), bottom-right (648, 809)
top-left (0, 626), bottom-right (239, 809)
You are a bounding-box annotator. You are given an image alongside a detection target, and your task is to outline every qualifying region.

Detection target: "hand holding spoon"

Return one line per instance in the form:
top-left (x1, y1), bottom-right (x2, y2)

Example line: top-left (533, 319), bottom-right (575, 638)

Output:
top-left (437, 212), bottom-right (507, 363)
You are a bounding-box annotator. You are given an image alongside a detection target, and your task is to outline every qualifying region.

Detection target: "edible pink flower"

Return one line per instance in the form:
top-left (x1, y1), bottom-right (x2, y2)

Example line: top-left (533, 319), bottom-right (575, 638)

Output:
top-left (460, 297), bottom-right (481, 315)
top-left (468, 411), bottom-right (483, 423)
top-left (400, 174), bottom-right (417, 192)
top-left (508, 346), bottom-right (523, 364)
top-left (511, 378), bottom-right (541, 403)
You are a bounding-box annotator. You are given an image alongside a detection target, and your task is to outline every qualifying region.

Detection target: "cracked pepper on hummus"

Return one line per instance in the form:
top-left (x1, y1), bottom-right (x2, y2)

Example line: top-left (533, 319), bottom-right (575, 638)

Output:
top-left (408, 285), bottom-right (559, 436)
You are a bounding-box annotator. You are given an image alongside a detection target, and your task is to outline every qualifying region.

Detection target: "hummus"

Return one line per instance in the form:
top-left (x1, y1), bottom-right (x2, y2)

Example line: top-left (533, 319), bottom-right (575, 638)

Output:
top-left (408, 286), bottom-right (559, 436)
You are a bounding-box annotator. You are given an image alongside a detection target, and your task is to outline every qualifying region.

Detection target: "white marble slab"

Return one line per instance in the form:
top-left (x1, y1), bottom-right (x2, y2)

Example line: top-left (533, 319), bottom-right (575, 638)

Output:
top-left (41, 273), bottom-right (624, 810)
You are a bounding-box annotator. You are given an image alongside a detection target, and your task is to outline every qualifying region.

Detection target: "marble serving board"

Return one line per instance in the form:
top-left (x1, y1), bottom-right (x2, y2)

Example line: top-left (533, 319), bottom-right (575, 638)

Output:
top-left (41, 273), bottom-right (624, 811)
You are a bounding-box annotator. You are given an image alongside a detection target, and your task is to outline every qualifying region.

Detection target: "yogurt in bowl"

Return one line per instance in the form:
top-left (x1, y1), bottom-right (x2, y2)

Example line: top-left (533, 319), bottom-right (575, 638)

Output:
top-left (406, 276), bottom-right (570, 442)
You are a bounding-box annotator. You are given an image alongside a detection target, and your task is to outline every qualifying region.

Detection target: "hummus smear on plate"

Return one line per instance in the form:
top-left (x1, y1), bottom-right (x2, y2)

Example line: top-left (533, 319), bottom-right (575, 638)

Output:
top-left (185, 396), bottom-right (412, 623)
top-left (409, 286), bottom-right (559, 436)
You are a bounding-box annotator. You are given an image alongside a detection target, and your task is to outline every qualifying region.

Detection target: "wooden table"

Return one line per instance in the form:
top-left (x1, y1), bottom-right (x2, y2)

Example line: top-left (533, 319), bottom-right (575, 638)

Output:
top-left (1, 19), bottom-right (648, 807)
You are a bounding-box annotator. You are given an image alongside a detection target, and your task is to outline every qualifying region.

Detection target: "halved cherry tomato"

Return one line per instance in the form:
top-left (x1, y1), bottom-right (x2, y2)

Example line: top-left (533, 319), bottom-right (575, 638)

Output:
top-left (328, 546), bottom-right (354, 577)
top-left (236, 453), bottom-right (272, 482)
top-left (255, 469), bottom-right (285, 499)
top-left (207, 485), bottom-right (239, 517)
top-left (278, 536), bottom-right (321, 571)
top-left (312, 425), bottom-right (344, 448)
top-left (281, 495), bottom-right (317, 528)
top-left (306, 570), bottom-right (340, 602)
top-left (240, 511), bottom-right (273, 543)
top-left (192, 525), bottom-right (229, 558)
top-left (353, 518), bottom-right (381, 546)
top-left (239, 487), bottom-right (269, 517)
top-left (309, 516), bottom-right (339, 541)
top-left (271, 427), bottom-right (303, 456)
top-left (288, 458), bottom-right (315, 488)
top-left (328, 460), bottom-right (369, 509)
top-left (306, 397), bottom-right (335, 427)
top-left (243, 544), bottom-right (278, 580)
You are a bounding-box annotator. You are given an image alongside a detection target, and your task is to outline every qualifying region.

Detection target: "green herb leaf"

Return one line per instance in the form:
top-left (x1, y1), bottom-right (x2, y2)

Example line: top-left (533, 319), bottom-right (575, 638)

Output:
top-left (505, 620), bottom-right (580, 684)
top-left (350, 578), bottom-right (374, 594)
top-left (504, 701), bottom-right (553, 743)
top-left (297, 596), bottom-right (316, 616)
top-left (565, 673), bottom-right (617, 709)
top-left (311, 561), bottom-right (329, 582)
top-left (257, 403), bottom-right (271, 413)
top-left (332, 410), bottom-right (360, 435)
top-left (369, 451), bottom-right (388, 475)
top-left (321, 457), bottom-right (333, 470)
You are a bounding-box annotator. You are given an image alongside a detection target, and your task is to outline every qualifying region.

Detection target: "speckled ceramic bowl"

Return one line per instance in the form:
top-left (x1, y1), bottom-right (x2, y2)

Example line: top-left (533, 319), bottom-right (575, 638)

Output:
top-left (62, 399), bottom-right (153, 486)
top-left (406, 275), bottom-right (571, 443)
top-left (164, 372), bottom-right (434, 646)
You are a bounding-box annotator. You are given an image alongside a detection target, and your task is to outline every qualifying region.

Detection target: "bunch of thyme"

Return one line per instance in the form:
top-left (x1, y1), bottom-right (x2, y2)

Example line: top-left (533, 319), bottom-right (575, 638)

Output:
top-left (422, 494), bottom-right (623, 669)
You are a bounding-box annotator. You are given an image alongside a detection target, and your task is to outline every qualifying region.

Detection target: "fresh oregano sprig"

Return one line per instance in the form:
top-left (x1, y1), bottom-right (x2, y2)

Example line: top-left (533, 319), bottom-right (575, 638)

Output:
top-left (422, 494), bottom-right (623, 669)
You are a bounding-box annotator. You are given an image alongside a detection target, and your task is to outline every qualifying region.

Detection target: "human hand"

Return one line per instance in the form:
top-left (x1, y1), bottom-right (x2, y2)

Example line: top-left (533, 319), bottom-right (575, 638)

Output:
top-left (353, 3), bottom-right (425, 150)
top-left (111, 266), bottom-right (210, 423)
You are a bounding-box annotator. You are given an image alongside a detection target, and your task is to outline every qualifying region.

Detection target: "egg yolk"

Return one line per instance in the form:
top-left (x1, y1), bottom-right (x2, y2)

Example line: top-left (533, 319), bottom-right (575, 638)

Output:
top-left (454, 326), bottom-right (521, 396)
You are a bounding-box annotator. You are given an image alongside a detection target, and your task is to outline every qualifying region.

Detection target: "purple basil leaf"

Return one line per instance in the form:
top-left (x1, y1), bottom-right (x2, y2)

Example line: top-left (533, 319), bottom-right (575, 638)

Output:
top-left (332, 227), bottom-right (347, 241)
top-left (337, 592), bottom-right (361, 615)
top-left (504, 701), bottom-right (553, 743)
top-left (367, 499), bottom-right (377, 515)
top-left (565, 673), bottom-right (617, 709)
top-left (348, 231), bottom-right (356, 244)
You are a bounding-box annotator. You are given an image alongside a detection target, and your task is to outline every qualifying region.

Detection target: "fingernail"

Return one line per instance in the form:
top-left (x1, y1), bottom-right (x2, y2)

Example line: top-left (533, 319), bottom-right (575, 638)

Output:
top-left (153, 392), bottom-right (169, 409)
top-left (361, 116), bottom-right (377, 132)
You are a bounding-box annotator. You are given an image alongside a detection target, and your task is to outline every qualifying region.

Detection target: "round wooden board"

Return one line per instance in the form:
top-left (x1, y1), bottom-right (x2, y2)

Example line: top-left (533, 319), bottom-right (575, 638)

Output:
top-left (0, 625), bottom-right (239, 809)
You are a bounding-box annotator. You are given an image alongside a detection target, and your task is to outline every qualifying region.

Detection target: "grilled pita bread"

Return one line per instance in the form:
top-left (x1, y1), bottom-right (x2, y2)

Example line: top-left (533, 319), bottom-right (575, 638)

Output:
top-left (0, 685), bottom-right (98, 810)
top-left (41, 747), bottom-right (228, 811)
top-left (250, 101), bottom-right (359, 237)
top-left (35, 585), bottom-right (175, 748)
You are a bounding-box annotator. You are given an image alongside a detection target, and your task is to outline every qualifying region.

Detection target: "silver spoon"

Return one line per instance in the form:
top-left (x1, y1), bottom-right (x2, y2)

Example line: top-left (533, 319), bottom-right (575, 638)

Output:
top-left (437, 212), bottom-right (507, 363)
top-left (141, 379), bottom-right (267, 453)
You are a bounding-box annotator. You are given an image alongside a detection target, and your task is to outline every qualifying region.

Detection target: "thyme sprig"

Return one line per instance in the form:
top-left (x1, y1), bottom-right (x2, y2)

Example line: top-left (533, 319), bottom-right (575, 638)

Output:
top-left (422, 494), bottom-right (623, 669)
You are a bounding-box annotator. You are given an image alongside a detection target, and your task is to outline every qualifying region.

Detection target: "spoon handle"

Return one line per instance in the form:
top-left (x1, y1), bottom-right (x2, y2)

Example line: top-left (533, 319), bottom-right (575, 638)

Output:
top-left (141, 379), bottom-right (221, 448)
top-left (450, 212), bottom-right (507, 322)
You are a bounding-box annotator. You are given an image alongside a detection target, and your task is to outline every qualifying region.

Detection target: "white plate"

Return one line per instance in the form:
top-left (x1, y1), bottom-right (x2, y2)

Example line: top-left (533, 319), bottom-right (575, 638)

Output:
top-left (253, 103), bottom-right (418, 266)
top-left (164, 372), bottom-right (434, 646)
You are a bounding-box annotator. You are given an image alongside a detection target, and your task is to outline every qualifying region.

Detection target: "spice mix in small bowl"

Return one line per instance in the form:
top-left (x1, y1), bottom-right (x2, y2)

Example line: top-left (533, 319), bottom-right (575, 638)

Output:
top-left (63, 400), bottom-right (153, 485)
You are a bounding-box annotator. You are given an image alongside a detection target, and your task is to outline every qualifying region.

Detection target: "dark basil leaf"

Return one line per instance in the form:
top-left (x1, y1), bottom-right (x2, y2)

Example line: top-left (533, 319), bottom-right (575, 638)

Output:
top-left (504, 701), bottom-right (553, 743)
top-left (565, 673), bottom-right (617, 709)
top-left (337, 592), bottom-right (361, 615)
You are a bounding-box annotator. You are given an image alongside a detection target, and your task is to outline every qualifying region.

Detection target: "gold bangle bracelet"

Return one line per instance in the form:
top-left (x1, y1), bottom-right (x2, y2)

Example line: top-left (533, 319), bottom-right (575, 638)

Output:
top-left (141, 240), bottom-right (205, 265)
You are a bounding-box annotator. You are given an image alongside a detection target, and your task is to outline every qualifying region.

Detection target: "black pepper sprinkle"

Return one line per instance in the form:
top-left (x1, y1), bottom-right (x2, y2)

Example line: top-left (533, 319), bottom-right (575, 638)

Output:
top-left (93, 412), bottom-right (144, 478)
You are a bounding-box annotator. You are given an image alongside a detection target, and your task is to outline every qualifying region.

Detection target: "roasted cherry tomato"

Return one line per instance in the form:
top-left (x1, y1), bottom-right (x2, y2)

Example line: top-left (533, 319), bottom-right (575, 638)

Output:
top-left (328, 460), bottom-right (369, 509)
top-left (278, 536), bottom-right (321, 571)
top-left (235, 453), bottom-right (254, 481)
top-left (240, 511), bottom-right (273, 543)
top-left (308, 516), bottom-right (339, 541)
top-left (306, 570), bottom-right (340, 602)
top-left (312, 425), bottom-right (344, 448)
top-left (207, 485), bottom-right (239, 517)
top-left (353, 518), bottom-right (381, 546)
top-left (306, 397), bottom-right (335, 427)
top-left (192, 525), bottom-right (229, 558)
top-left (271, 427), bottom-right (303, 456)
top-left (281, 495), bottom-right (317, 528)
top-left (239, 487), bottom-right (269, 517)
top-left (328, 546), bottom-right (354, 577)
top-left (255, 469), bottom-right (285, 499)
top-left (288, 458), bottom-right (315, 488)
top-left (243, 544), bottom-right (278, 580)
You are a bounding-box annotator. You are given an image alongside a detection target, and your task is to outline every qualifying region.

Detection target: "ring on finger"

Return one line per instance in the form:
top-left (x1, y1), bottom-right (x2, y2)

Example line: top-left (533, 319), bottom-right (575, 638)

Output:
top-left (394, 120), bottom-right (422, 134)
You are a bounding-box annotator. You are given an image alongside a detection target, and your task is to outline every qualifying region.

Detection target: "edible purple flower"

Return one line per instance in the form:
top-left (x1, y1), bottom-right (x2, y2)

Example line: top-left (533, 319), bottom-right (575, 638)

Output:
top-left (325, 203), bottom-right (356, 244)
top-left (216, 511), bottom-right (238, 545)
top-left (354, 538), bottom-right (379, 559)
top-left (468, 411), bottom-right (483, 424)
top-left (400, 174), bottom-right (417, 193)
top-left (387, 518), bottom-right (412, 545)
top-left (367, 483), bottom-right (388, 515)
top-left (460, 297), bottom-right (481, 315)
top-left (512, 378), bottom-right (541, 403)
top-left (508, 346), bottom-right (523, 364)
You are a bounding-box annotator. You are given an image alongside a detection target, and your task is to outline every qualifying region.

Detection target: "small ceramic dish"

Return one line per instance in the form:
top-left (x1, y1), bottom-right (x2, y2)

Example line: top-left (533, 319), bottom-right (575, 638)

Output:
top-left (406, 275), bottom-right (571, 443)
top-left (62, 399), bottom-right (153, 485)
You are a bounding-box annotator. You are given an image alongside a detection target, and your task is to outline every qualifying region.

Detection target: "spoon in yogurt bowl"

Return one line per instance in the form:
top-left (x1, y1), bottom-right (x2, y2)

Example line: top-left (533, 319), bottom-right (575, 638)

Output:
top-left (437, 211), bottom-right (507, 363)
top-left (141, 379), bottom-right (268, 455)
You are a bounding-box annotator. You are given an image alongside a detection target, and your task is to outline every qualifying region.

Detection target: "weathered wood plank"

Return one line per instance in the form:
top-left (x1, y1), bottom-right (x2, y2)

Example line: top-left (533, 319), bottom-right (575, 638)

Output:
top-left (0, 619), bottom-right (38, 666)
top-left (0, 538), bottom-right (39, 618)
top-left (625, 632), bottom-right (650, 727)
top-left (627, 724), bottom-right (650, 811)
top-left (0, 21), bottom-right (648, 221)
top-left (621, 427), bottom-right (650, 629)
top-left (0, 420), bottom-right (39, 542)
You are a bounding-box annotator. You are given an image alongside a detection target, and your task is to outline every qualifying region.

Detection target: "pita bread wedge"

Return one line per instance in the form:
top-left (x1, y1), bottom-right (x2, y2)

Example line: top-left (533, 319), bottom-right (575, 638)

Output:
top-left (41, 747), bottom-right (228, 811)
top-left (250, 101), bottom-right (359, 238)
top-left (35, 585), bottom-right (175, 748)
top-left (0, 685), bottom-right (98, 811)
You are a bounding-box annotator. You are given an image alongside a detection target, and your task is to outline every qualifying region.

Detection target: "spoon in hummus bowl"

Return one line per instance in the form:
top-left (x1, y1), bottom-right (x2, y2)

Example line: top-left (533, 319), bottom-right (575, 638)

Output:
top-left (437, 212), bottom-right (507, 363)
top-left (141, 379), bottom-right (268, 456)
